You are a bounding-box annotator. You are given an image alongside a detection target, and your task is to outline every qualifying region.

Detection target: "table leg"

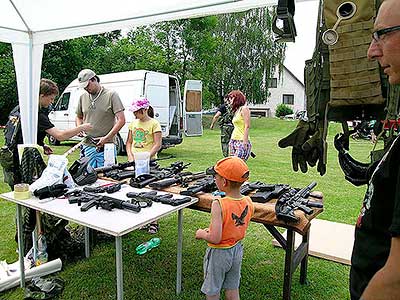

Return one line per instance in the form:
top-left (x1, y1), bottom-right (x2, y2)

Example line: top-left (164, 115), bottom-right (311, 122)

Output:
top-left (84, 227), bottom-right (90, 258)
top-left (115, 236), bottom-right (123, 300)
top-left (16, 204), bottom-right (25, 288)
top-left (176, 209), bottom-right (183, 294)
top-left (283, 229), bottom-right (295, 300)
top-left (300, 230), bottom-right (310, 284)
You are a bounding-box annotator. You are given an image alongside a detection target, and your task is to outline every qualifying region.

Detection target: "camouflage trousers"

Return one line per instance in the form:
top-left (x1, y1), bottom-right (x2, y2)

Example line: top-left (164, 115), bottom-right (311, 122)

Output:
top-left (16, 207), bottom-right (82, 261)
top-left (220, 125), bottom-right (234, 157)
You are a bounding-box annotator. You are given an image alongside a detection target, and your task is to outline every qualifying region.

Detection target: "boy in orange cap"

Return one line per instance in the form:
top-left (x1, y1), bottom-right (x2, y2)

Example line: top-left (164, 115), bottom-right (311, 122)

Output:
top-left (195, 156), bottom-right (254, 300)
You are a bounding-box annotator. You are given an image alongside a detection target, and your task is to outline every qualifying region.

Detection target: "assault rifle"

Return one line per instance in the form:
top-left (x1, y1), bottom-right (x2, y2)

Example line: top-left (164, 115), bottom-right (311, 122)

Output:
top-left (94, 155), bottom-right (174, 175)
top-left (80, 194), bottom-right (141, 212)
top-left (129, 161), bottom-right (190, 188)
top-left (126, 190), bottom-right (172, 203)
top-left (126, 190), bottom-right (192, 206)
top-left (275, 181), bottom-right (323, 223)
top-left (83, 182), bottom-right (122, 194)
top-left (251, 184), bottom-right (290, 203)
top-left (149, 171), bottom-right (207, 189)
top-left (180, 176), bottom-right (217, 196)
top-left (65, 189), bottom-right (141, 212)
top-left (240, 181), bottom-right (276, 195)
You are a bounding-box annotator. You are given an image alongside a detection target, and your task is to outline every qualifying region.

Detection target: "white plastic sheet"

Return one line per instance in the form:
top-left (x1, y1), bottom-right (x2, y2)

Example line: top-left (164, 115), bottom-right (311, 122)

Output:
top-left (0, 258), bottom-right (62, 292)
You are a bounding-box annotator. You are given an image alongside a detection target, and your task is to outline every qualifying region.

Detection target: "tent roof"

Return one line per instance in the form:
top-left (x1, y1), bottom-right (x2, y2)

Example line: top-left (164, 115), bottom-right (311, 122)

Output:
top-left (1, 0), bottom-right (289, 45)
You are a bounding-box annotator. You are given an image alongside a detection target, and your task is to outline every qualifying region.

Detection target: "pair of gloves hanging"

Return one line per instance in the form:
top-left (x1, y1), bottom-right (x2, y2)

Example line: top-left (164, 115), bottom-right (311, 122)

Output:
top-left (278, 119), bottom-right (327, 176)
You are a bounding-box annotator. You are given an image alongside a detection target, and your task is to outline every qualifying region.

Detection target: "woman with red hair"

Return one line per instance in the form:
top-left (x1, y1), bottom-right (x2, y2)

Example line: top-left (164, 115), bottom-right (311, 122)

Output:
top-left (227, 90), bottom-right (252, 161)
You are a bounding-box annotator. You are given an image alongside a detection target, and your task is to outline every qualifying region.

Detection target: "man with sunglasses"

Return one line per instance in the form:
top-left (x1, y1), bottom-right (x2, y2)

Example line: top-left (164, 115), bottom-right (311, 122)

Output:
top-left (350, 1), bottom-right (400, 299)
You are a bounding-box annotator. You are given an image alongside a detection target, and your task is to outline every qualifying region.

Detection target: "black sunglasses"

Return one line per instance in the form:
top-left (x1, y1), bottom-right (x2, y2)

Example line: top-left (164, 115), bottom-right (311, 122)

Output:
top-left (372, 25), bottom-right (400, 42)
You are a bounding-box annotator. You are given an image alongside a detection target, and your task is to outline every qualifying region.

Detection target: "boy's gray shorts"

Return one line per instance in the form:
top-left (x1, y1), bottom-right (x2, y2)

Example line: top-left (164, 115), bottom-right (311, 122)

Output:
top-left (201, 242), bottom-right (243, 296)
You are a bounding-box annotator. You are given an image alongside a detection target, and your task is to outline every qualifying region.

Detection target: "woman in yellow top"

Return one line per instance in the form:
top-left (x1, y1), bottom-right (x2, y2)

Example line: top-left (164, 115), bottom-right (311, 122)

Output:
top-left (228, 90), bottom-right (252, 161)
top-left (126, 98), bottom-right (162, 234)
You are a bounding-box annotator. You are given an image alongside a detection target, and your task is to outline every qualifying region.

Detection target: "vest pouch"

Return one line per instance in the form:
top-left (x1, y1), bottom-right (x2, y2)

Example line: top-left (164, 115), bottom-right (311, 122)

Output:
top-left (324, 0), bottom-right (384, 108)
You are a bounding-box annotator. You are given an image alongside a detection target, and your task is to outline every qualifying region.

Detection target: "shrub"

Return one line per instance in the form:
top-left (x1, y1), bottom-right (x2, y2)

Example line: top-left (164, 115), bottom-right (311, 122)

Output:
top-left (275, 104), bottom-right (293, 118)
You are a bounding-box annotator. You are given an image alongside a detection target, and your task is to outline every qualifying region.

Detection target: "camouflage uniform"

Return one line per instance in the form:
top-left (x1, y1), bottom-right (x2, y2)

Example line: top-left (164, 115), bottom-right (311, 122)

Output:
top-left (218, 104), bottom-right (234, 157)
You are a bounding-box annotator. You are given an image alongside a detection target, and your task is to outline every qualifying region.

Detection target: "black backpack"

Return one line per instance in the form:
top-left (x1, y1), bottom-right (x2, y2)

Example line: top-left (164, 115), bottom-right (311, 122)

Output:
top-left (4, 105), bottom-right (22, 152)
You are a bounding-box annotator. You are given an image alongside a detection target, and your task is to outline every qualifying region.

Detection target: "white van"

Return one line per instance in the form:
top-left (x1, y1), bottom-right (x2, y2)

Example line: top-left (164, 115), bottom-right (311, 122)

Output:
top-left (48, 70), bottom-right (203, 153)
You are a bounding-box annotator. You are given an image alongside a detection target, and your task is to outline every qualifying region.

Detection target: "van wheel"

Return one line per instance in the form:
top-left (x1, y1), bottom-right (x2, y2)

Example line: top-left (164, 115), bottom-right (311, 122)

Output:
top-left (115, 134), bottom-right (125, 155)
top-left (48, 135), bottom-right (60, 146)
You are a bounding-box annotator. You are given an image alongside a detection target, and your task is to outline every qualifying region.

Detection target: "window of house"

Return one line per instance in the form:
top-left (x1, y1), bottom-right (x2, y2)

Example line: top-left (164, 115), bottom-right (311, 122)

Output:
top-left (282, 94), bottom-right (294, 105)
top-left (268, 78), bottom-right (278, 88)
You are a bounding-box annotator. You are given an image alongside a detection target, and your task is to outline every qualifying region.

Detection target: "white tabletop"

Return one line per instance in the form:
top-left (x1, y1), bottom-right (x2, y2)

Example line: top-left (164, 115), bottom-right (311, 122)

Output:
top-left (1, 181), bottom-right (198, 237)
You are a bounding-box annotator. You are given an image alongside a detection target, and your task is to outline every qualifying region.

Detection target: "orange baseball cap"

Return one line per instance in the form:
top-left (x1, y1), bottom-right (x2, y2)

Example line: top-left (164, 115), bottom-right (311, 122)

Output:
top-left (207, 156), bottom-right (249, 183)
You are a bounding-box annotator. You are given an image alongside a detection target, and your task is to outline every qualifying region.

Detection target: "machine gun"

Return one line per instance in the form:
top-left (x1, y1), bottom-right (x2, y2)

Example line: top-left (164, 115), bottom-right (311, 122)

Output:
top-left (126, 190), bottom-right (172, 205)
top-left (83, 182), bottom-right (122, 194)
top-left (149, 171), bottom-right (207, 189)
top-left (64, 189), bottom-right (96, 205)
top-left (180, 176), bottom-right (217, 196)
top-left (80, 194), bottom-right (141, 212)
top-left (94, 155), bottom-right (174, 175)
top-left (275, 181), bottom-right (323, 223)
top-left (126, 190), bottom-right (192, 206)
top-left (251, 184), bottom-right (290, 203)
top-left (129, 161), bottom-right (190, 189)
top-left (64, 189), bottom-right (141, 212)
top-left (240, 181), bottom-right (290, 203)
top-left (240, 181), bottom-right (276, 195)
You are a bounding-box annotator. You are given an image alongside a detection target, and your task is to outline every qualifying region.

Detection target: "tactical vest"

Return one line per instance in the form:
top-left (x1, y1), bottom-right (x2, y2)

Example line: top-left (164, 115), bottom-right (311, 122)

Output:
top-left (305, 0), bottom-right (400, 122)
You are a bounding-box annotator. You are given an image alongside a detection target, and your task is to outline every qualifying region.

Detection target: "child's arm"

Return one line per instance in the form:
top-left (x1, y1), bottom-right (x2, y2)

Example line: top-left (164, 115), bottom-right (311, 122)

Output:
top-left (195, 200), bottom-right (222, 244)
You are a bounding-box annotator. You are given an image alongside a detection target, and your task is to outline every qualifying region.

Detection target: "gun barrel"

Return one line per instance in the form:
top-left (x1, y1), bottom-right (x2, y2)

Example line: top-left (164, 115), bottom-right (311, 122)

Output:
top-left (149, 177), bottom-right (180, 189)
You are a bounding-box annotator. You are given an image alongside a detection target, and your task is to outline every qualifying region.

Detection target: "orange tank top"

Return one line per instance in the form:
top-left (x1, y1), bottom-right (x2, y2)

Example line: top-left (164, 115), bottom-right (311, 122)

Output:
top-left (208, 196), bottom-right (254, 249)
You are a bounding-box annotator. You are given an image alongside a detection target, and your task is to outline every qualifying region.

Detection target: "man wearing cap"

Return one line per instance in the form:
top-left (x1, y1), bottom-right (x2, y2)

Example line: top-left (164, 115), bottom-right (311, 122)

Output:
top-left (76, 69), bottom-right (125, 167)
top-left (196, 156), bottom-right (254, 300)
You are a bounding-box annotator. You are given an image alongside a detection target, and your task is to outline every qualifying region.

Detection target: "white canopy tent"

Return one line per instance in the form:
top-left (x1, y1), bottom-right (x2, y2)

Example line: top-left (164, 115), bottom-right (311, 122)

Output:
top-left (0, 0), bottom-right (311, 144)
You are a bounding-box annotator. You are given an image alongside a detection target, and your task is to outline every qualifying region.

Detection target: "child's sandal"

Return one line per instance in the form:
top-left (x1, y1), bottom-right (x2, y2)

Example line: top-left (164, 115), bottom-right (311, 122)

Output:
top-left (148, 223), bottom-right (159, 234)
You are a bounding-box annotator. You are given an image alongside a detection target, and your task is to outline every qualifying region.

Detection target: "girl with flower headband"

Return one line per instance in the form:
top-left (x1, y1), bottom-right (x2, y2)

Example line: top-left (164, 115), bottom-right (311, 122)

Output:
top-left (126, 98), bottom-right (162, 161)
top-left (126, 97), bottom-right (162, 234)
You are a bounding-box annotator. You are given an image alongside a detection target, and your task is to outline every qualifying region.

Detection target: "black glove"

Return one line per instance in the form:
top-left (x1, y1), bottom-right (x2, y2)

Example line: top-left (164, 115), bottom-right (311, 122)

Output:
top-left (34, 183), bottom-right (68, 199)
top-left (278, 120), bottom-right (312, 173)
top-left (302, 121), bottom-right (327, 176)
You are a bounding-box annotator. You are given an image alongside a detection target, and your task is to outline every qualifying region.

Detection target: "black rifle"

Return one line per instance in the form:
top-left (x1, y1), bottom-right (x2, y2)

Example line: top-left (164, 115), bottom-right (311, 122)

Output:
top-left (240, 181), bottom-right (276, 195)
top-left (65, 189), bottom-right (140, 212)
top-left (126, 191), bottom-right (174, 203)
top-left (180, 176), bottom-right (217, 196)
top-left (275, 181), bottom-right (323, 223)
top-left (94, 155), bottom-right (173, 175)
top-left (149, 171), bottom-right (207, 189)
top-left (126, 190), bottom-right (191, 206)
top-left (83, 182), bottom-right (122, 194)
top-left (80, 194), bottom-right (141, 212)
top-left (251, 184), bottom-right (290, 203)
top-left (64, 189), bottom-right (96, 205)
top-left (130, 161), bottom-right (190, 189)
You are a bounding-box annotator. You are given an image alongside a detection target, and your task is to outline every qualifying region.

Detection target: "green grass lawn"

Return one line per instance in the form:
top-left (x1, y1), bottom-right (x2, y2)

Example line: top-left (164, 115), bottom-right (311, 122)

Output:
top-left (0, 117), bottom-right (378, 300)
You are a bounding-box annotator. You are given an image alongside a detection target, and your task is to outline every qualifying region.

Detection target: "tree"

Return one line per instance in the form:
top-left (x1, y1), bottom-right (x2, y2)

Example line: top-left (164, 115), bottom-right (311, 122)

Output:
top-left (0, 43), bottom-right (17, 124)
top-left (213, 8), bottom-right (286, 105)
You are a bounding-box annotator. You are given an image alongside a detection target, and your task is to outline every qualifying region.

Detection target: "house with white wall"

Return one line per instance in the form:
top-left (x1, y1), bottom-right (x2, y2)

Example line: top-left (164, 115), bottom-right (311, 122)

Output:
top-left (248, 65), bottom-right (305, 117)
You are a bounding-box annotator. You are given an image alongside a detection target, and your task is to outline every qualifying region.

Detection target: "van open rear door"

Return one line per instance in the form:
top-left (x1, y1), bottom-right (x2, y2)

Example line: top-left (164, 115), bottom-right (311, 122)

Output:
top-left (183, 80), bottom-right (203, 136)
